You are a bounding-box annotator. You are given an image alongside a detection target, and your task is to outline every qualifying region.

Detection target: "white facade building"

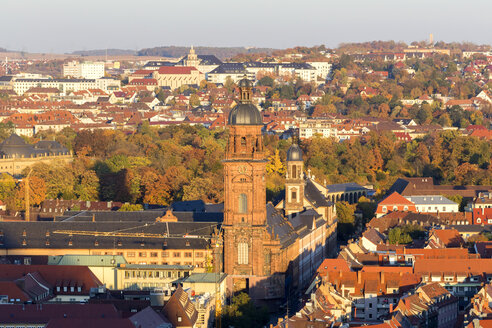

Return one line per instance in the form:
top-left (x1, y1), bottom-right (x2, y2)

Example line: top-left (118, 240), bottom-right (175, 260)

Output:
top-left (307, 62), bottom-right (332, 80)
top-left (63, 61), bottom-right (105, 79)
top-left (13, 78), bottom-right (120, 95)
top-left (405, 195), bottom-right (459, 213)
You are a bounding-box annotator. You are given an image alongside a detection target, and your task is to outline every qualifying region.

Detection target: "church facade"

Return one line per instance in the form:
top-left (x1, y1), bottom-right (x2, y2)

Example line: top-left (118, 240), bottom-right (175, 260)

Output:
top-left (222, 78), bottom-right (337, 300)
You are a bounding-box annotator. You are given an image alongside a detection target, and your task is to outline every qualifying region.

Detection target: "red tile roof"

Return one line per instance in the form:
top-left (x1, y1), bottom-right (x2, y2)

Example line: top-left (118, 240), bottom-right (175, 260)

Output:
top-left (0, 304), bottom-right (119, 324)
top-left (158, 66), bottom-right (197, 75)
top-left (46, 318), bottom-right (134, 328)
top-left (0, 264), bottom-right (102, 294)
top-left (317, 259), bottom-right (351, 276)
top-left (0, 281), bottom-right (30, 302)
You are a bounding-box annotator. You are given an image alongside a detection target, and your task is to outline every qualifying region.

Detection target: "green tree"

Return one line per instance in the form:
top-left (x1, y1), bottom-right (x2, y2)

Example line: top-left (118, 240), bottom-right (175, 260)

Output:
top-left (221, 293), bottom-right (269, 328)
top-left (388, 227), bottom-right (412, 245)
top-left (257, 76), bottom-right (274, 87)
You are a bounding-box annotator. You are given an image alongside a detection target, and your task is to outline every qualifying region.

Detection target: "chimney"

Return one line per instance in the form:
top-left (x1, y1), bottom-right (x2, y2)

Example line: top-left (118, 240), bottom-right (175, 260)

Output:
top-left (92, 214), bottom-right (95, 222)
top-left (389, 303), bottom-right (394, 313)
top-left (381, 271), bottom-right (385, 284)
top-left (358, 271), bottom-right (362, 284)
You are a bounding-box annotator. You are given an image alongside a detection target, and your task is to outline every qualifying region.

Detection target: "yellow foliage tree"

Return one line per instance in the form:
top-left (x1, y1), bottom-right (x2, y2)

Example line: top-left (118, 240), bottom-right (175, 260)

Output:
top-left (266, 149), bottom-right (285, 175)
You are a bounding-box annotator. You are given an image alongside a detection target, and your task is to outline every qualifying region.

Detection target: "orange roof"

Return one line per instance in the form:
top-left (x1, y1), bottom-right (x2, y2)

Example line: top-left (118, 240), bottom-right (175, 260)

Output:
top-left (317, 259), bottom-right (351, 275)
top-left (361, 266), bottom-right (413, 274)
top-left (414, 258), bottom-right (492, 274)
top-left (379, 192), bottom-right (415, 206)
top-left (430, 229), bottom-right (464, 247)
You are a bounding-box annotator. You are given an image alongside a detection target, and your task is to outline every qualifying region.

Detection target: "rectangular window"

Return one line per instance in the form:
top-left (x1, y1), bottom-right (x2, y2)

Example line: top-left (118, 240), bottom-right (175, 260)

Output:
top-left (173, 252), bottom-right (181, 258)
top-left (162, 252), bottom-right (169, 258)
top-left (127, 252), bottom-right (135, 258)
top-left (139, 252), bottom-right (147, 257)
top-left (238, 242), bottom-right (249, 265)
top-left (195, 252), bottom-right (203, 257)
top-left (150, 252), bottom-right (158, 258)
top-left (184, 252), bottom-right (192, 258)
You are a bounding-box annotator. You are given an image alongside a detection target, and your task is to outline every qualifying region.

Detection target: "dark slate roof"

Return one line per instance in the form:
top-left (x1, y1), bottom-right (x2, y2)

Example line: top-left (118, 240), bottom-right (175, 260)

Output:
top-left (210, 63), bottom-right (246, 74)
top-left (0, 75), bottom-right (14, 82)
top-left (58, 209), bottom-right (223, 223)
top-left (266, 204), bottom-right (297, 248)
top-left (34, 140), bottom-right (69, 155)
top-left (325, 182), bottom-right (368, 193)
top-left (58, 210), bottom-right (166, 222)
top-left (289, 209), bottom-right (325, 238)
top-left (0, 134), bottom-right (70, 158)
top-left (143, 61), bottom-right (176, 68)
top-left (286, 144), bottom-right (303, 161)
top-left (228, 103), bottom-right (262, 125)
top-left (176, 55), bottom-right (222, 66)
top-left (304, 179), bottom-right (331, 208)
top-left (244, 62), bottom-right (276, 68)
top-left (0, 221), bottom-right (217, 250)
top-left (171, 200), bottom-right (206, 212)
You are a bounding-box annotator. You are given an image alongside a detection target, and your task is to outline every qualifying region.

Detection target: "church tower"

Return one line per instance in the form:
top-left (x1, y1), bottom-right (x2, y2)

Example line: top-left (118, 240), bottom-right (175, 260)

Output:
top-left (222, 77), bottom-right (267, 279)
top-left (284, 143), bottom-right (304, 215)
top-left (184, 46), bottom-right (199, 67)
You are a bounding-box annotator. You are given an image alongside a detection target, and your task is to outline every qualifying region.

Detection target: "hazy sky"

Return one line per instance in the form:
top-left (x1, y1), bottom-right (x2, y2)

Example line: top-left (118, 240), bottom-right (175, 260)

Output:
top-left (1, 0), bottom-right (491, 53)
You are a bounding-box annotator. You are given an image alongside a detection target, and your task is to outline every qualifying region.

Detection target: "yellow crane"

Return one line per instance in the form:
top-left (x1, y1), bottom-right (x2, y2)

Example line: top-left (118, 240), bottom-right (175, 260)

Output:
top-left (24, 168), bottom-right (32, 222)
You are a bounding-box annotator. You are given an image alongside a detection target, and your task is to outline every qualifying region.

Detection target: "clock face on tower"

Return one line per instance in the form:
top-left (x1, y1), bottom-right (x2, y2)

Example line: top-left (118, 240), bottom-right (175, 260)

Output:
top-left (238, 165), bottom-right (247, 174)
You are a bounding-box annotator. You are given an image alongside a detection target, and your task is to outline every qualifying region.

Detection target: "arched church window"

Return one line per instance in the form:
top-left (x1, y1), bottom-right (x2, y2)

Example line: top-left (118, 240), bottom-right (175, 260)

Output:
top-left (241, 137), bottom-right (246, 147)
top-left (238, 242), bottom-right (248, 265)
top-left (239, 193), bottom-right (247, 214)
top-left (291, 164), bottom-right (297, 179)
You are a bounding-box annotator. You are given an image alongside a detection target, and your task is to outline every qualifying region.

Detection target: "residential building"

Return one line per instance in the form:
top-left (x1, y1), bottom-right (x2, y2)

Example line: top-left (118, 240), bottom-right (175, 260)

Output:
top-left (473, 208), bottom-right (492, 225)
top-left (321, 270), bottom-right (421, 321)
top-left (13, 77), bottom-right (120, 95)
top-left (395, 282), bottom-right (458, 328)
top-left (376, 192), bottom-right (417, 218)
top-left (414, 258), bottom-right (492, 310)
top-left (63, 61), bottom-right (105, 79)
top-left (405, 195), bottom-right (459, 213)
top-left (388, 177), bottom-right (492, 199)
top-left (0, 264), bottom-right (102, 303)
top-left (426, 229), bottom-right (465, 248)
top-left (207, 63), bottom-right (254, 84)
top-left (162, 286), bottom-right (198, 328)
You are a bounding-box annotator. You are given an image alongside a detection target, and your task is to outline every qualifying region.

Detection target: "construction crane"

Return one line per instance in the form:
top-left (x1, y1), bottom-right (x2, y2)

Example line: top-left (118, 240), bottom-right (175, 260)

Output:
top-left (52, 221), bottom-right (217, 240)
top-left (214, 226), bottom-right (223, 328)
top-left (24, 168), bottom-right (32, 222)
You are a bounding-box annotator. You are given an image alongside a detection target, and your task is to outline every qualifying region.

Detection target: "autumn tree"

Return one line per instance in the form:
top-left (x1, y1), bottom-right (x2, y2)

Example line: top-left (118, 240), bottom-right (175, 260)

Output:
top-left (14, 176), bottom-right (47, 211)
top-left (266, 149), bottom-right (285, 175)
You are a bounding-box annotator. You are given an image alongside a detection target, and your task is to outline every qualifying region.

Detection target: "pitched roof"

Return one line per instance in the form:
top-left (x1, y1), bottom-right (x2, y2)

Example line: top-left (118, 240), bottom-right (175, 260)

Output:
top-left (317, 259), bottom-right (351, 276)
top-left (157, 66), bottom-right (197, 75)
top-left (429, 229), bottom-right (464, 247)
top-left (0, 264), bottom-right (102, 294)
top-left (414, 259), bottom-right (492, 275)
top-left (379, 192), bottom-right (415, 206)
top-left (46, 319), bottom-right (134, 328)
top-left (0, 304), bottom-right (119, 324)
